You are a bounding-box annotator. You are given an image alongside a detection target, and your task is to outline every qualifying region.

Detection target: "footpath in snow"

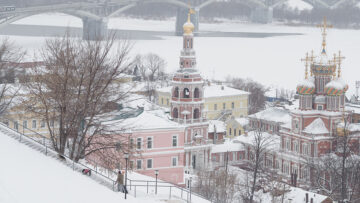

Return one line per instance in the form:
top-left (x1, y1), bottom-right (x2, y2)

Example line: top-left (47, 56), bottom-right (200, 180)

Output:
top-left (0, 130), bottom-right (161, 203)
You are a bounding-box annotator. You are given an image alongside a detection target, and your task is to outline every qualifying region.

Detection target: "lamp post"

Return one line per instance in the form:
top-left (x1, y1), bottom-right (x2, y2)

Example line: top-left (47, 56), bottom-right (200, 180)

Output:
top-left (155, 170), bottom-right (159, 195)
top-left (124, 152), bottom-right (129, 200)
top-left (189, 177), bottom-right (192, 203)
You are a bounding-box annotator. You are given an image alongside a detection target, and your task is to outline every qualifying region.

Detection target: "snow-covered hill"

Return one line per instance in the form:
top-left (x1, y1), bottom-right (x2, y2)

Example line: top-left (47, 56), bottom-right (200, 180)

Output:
top-left (0, 129), bottom-right (159, 203)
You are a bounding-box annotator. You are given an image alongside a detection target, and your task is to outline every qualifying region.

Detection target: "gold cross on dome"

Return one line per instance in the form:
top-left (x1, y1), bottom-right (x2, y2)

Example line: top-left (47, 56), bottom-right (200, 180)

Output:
top-left (336, 50), bottom-right (345, 78)
top-left (317, 17), bottom-right (333, 53)
top-left (301, 52), bottom-right (310, 79)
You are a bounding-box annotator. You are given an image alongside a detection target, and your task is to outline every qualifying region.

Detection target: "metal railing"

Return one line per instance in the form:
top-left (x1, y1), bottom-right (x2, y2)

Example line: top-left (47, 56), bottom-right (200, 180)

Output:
top-left (0, 120), bottom-right (118, 191)
top-left (125, 179), bottom-right (209, 202)
top-left (1, 118), bottom-right (210, 202)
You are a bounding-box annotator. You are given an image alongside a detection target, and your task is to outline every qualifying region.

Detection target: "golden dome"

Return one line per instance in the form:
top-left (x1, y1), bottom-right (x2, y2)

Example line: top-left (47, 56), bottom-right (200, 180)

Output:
top-left (183, 13), bottom-right (194, 34)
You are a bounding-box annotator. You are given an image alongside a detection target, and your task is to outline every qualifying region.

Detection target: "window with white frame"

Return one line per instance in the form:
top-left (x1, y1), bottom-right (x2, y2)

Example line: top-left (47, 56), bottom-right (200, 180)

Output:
top-left (40, 120), bottom-right (45, 128)
top-left (286, 139), bottom-right (291, 151)
top-left (284, 162), bottom-right (290, 175)
top-left (172, 135), bottom-right (178, 147)
top-left (294, 141), bottom-right (299, 153)
top-left (130, 161), bottom-right (134, 170)
top-left (137, 138), bottom-right (142, 150)
top-left (292, 165), bottom-right (298, 175)
top-left (32, 120), bottom-right (36, 129)
top-left (231, 102), bottom-right (234, 109)
top-left (136, 160), bottom-right (142, 170)
top-left (130, 138), bottom-right (134, 149)
top-left (147, 159), bottom-right (153, 169)
top-left (147, 137), bottom-right (153, 149)
top-left (172, 157), bottom-right (178, 166)
top-left (275, 160), bottom-right (280, 169)
top-left (266, 156), bottom-right (273, 167)
top-left (301, 167), bottom-right (310, 179)
top-left (302, 143), bottom-right (309, 155)
top-left (214, 104), bottom-right (217, 110)
top-left (23, 120), bottom-right (27, 128)
top-left (14, 121), bottom-right (18, 131)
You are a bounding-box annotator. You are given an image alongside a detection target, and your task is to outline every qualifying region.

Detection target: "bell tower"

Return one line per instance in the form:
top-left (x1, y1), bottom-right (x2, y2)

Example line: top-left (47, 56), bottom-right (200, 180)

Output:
top-left (170, 8), bottom-right (211, 173)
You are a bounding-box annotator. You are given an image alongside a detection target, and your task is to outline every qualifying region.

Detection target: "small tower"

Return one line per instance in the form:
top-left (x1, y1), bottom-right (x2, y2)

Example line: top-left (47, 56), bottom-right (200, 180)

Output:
top-left (170, 8), bottom-right (211, 172)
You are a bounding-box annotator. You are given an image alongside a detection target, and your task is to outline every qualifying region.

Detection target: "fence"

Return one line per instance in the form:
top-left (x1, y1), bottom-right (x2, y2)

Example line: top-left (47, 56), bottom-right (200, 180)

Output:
top-left (0, 118), bottom-right (210, 202)
top-left (0, 121), bottom-right (118, 191)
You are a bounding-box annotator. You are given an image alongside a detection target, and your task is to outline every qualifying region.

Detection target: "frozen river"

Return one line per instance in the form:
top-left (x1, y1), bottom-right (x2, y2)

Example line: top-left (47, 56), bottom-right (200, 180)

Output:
top-left (1, 13), bottom-right (360, 96)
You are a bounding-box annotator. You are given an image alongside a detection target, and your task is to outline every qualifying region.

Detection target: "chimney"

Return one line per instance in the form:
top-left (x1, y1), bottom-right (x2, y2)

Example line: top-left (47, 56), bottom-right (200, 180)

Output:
top-left (305, 193), bottom-right (309, 203)
top-left (310, 198), bottom-right (313, 203)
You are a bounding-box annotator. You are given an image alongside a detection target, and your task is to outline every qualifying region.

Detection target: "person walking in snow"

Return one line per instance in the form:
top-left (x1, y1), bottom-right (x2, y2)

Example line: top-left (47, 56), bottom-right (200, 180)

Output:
top-left (116, 171), bottom-right (127, 193)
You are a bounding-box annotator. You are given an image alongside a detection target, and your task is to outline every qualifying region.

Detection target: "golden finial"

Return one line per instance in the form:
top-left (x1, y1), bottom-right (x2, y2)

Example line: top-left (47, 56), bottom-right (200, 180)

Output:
top-left (301, 52), bottom-right (310, 79)
top-left (332, 53), bottom-right (337, 77)
top-left (317, 17), bottom-right (333, 54)
top-left (310, 50), bottom-right (315, 76)
top-left (336, 50), bottom-right (345, 78)
top-left (183, 4), bottom-right (195, 34)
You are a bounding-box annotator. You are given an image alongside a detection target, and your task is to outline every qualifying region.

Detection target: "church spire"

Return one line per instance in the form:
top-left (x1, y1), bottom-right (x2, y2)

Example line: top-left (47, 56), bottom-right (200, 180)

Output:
top-left (301, 52), bottom-right (310, 79)
top-left (317, 17), bottom-right (333, 54)
top-left (183, 7), bottom-right (195, 35)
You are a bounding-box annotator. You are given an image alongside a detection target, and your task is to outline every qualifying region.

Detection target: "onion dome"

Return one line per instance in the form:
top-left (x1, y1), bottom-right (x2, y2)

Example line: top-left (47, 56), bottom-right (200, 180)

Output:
top-left (183, 13), bottom-right (194, 34)
top-left (313, 52), bottom-right (330, 65)
top-left (324, 78), bottom-right (348, 96)
top-left (297, 77), bottom-right (315, 95)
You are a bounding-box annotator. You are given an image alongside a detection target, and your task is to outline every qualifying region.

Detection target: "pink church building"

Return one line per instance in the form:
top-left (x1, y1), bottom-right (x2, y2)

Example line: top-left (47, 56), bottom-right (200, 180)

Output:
top-left (89, 11), bottom-right (213, 186)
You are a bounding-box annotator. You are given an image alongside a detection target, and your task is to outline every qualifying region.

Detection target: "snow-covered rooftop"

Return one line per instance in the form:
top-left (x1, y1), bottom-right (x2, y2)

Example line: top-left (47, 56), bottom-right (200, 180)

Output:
top-left (203, 84), bottom-right (249, 98)
top-left (303, 118), bottom-right (329, 134)
top-left (297, 77), bottom-right (315, 88)
top-left (208, 120), bottom-right (226, 133)
top-left (233, 131), bottom-right (281, 151)
top-left (156, 84), bottom-right (249, 98)
top-left (211, 138), bottom-right (244, 153)
top-left (235, 117), bottom-right (249, 126)
top-left (325, 77), bottom-right (348, 90)
top-left (338, 122), bottom-right (360, 132)
top-left (249, 107), bottom-right (291, 124)
top-left (103, 110), bottom-right (183, 132)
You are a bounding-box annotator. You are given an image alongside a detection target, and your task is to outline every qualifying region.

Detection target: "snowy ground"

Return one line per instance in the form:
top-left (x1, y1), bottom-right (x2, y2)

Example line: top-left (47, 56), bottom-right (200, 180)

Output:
top-left (4, 13), bottom-right (360, 96)
top-left (0, 130), bottom-right (164, 203)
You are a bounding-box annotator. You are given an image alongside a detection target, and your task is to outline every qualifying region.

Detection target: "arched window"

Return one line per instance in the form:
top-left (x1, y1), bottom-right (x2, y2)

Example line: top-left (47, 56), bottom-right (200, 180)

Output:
top-left (174, 87), bottom-right (179, 98)
top-left (173, 108), bottom-right (178, 118)
top-left (183, 88), bottom-right (190, 98)
top-left (193, 108), bottom-right (200, 119)
top-left (194, 88), bottom-right (200, 98)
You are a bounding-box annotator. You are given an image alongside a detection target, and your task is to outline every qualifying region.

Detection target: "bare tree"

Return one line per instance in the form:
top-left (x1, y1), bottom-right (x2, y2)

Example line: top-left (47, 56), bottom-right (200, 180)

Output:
top-left (0, 38), bottom-right (24, 116)
top-left (145, 53), bottom-right (166, 82)
top-left (132, 54), bottom-right (146, 80)
top-left (131, 53), bottom-right (166, 101)
top-left (194, 168), bottom-right (240, 203)
top-left (23, 33), bottom-right (133, 162)
top-left (308, 114), bottom-right (360, 202)
top-left (242, 121), bottom-right (276, 203)
top-left (229, 77), bottom-right (268, 114)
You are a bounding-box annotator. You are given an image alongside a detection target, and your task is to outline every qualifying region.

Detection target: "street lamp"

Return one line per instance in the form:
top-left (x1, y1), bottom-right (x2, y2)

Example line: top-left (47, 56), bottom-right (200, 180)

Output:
top-left (155, 170), bottom-right (159, 195)
top-left (124, 152), bottom-right (129, 200)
